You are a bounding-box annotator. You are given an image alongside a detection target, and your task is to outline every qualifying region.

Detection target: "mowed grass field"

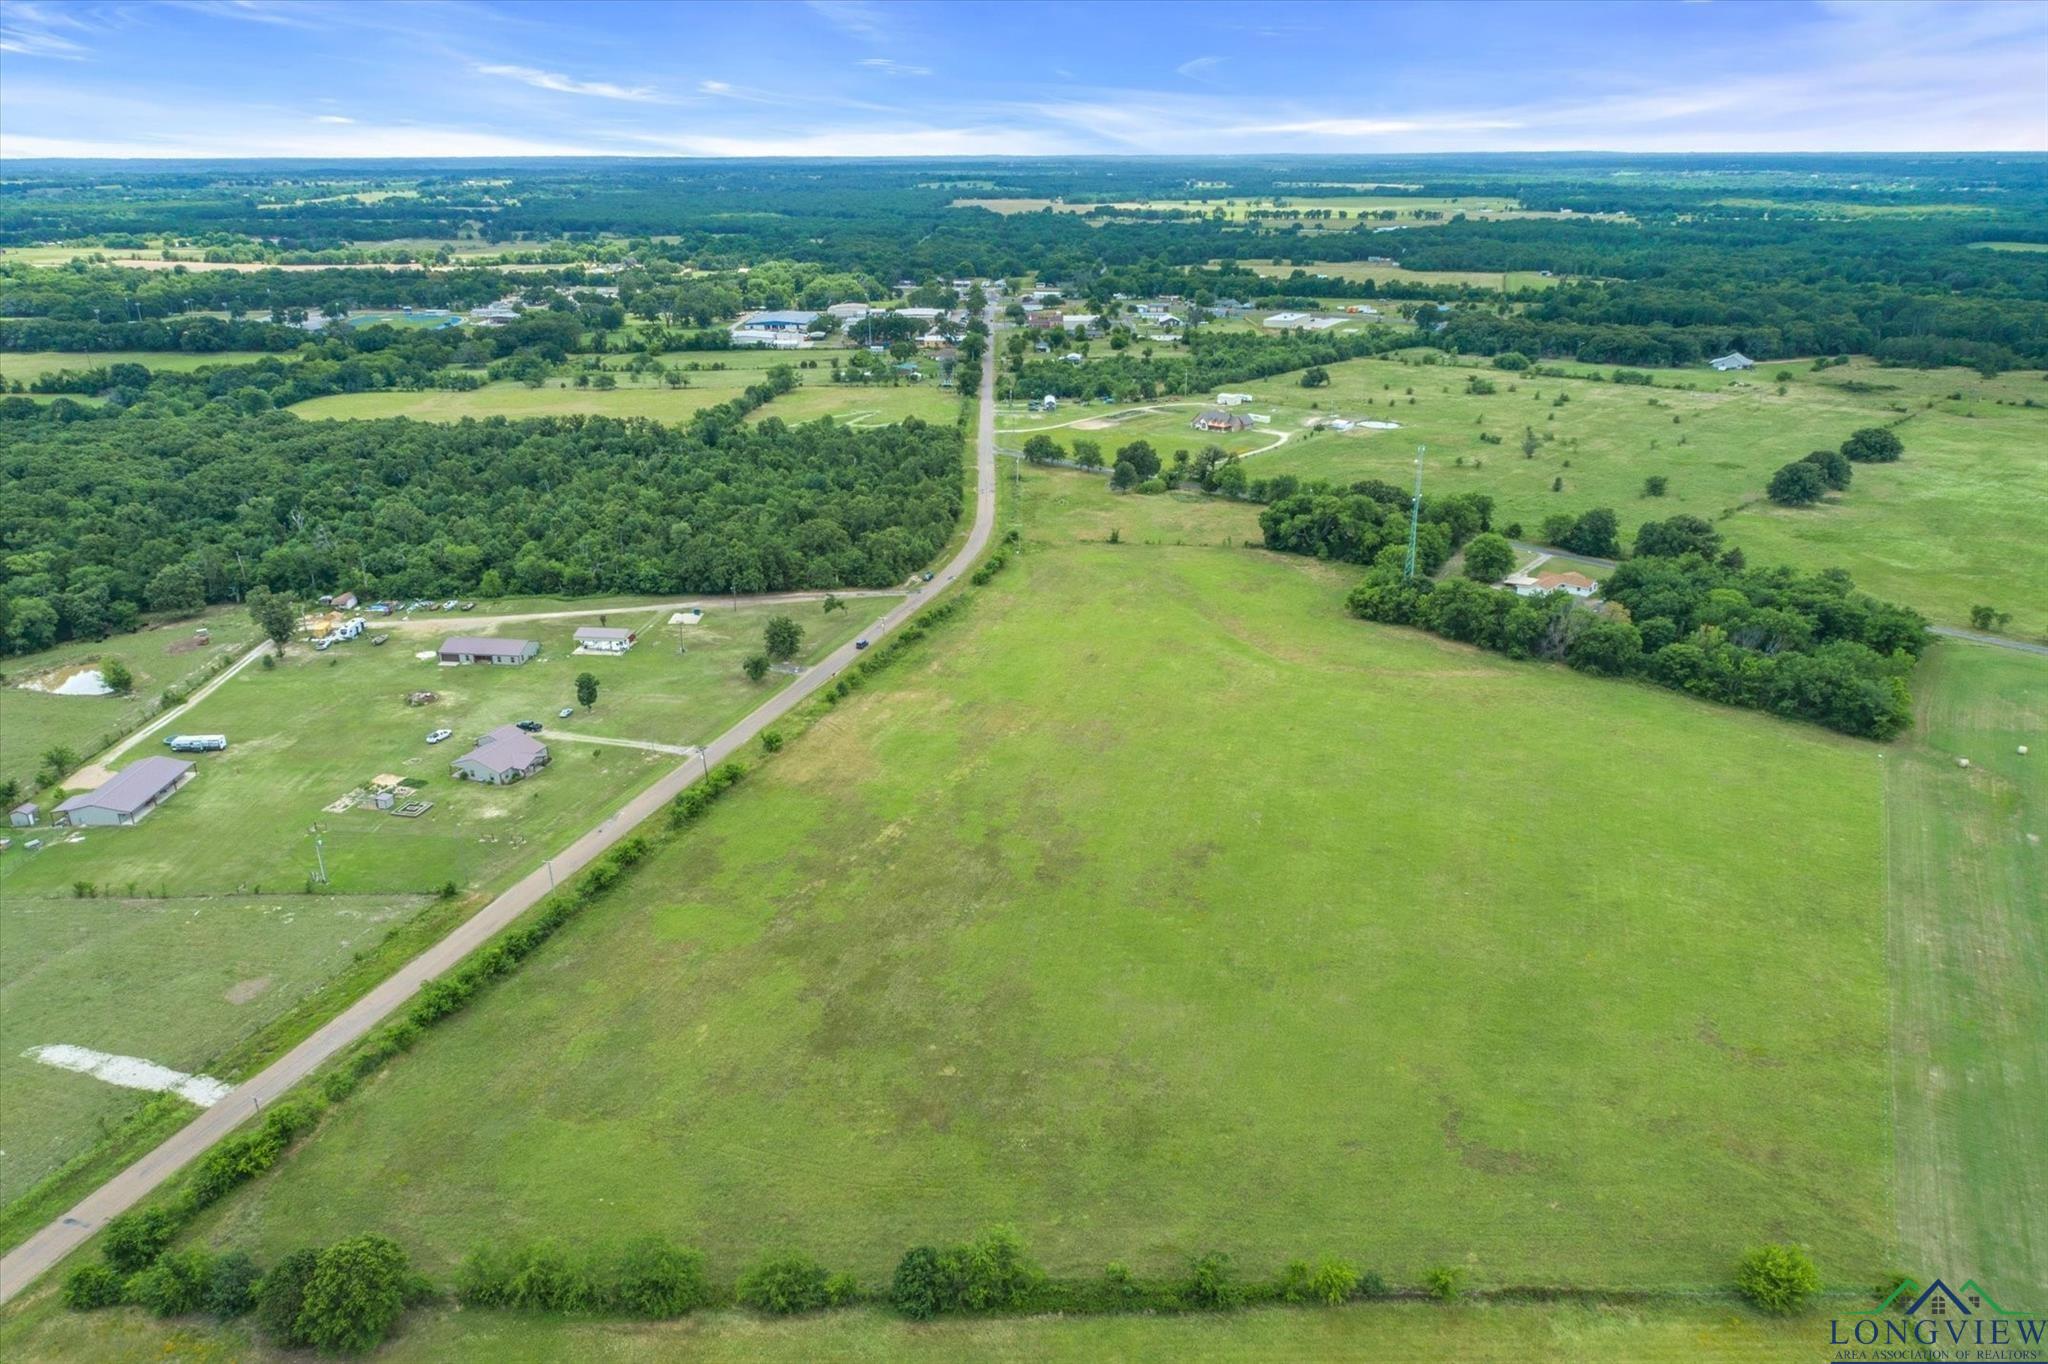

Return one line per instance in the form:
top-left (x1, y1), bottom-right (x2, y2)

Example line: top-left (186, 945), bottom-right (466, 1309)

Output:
top-left (1230, 257), bottom-right (1566, 290)
top-left (0, 350), bottom-right (287, 385)
top-left (0, 892), bottom-right (429, 1207)
top-left (1886, 643), bottom-right (2048, 1294)
top-left (0, 604), bottom-right (868, 901)
top-left (187, 466), bottom-right (1891, 1293)
top-left (1009, 354), bottom-right (2048, 635)
top-left (0, 607), bottom-right (260, 792)
top-left (0, 1297), bottom-right (1842, 1363)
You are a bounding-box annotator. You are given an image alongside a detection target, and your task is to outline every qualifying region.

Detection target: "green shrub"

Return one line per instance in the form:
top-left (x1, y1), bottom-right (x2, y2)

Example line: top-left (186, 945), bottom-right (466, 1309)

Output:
top-left (824, 1271), bottom-right (861, 1307)
top-left (62, 1262), bottom-right (125, 1311)
top-left (890, 1246), bottom-right (947, 1320)
top-left (255, 1249), bottom-right (321, 1347)
top-left (759, 729), bottom-right (784, 753)
top-left (1182, 1252), bottom-right (1240, 1310)
top-left (206, 1251), bottom-right (262, 1318)
top-left (129, 1248), bottom-right (215, 1317)
top-left (506, 1241), bottom-right (599, 1313)
top-left (1422, 1264), bottom-right (1464, 1301)
top-left (737, 1252), bottom-right (831, 1315)
top-left (295, 1234), bottom-right (411, 1354)
top-left (957, 1225), bottom-right (1041, 1311)
top-left (1306, 1257), bottom-right (1360, 1305)
top-left (1736, 1244), bottom-right (1819, 1314)
top-left (611, 1237), bottom-right (711, 1318)
top-left (101, 1206), bottom-right (179, 1273)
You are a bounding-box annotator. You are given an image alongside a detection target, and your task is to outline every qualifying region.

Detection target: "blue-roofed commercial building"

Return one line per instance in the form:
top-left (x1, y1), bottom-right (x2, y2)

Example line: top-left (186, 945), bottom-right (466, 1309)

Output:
top-left (729, 310), bottom-right (821, 348)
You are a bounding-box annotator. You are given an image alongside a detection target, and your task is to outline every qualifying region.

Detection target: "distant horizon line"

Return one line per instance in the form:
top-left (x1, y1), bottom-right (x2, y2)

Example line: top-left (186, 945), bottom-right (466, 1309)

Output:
top-left (6, 150), bottom-right (2044, 165)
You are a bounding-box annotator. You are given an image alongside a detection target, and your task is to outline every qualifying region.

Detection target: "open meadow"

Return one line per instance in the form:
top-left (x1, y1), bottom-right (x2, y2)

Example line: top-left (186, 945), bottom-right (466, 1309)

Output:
top-left (1004, 354), bottom-right (2048, 635)
top-left (178, 466), bottom-right (1891, 1299)
top-left (1228, 258), bottom-right (1566, 291)
top-left (0, 892), bottom-right (431, 1208)
top-left (0, 351), bottom-right (288, 385)
top-left (0, 607), bottom-right (260, 794)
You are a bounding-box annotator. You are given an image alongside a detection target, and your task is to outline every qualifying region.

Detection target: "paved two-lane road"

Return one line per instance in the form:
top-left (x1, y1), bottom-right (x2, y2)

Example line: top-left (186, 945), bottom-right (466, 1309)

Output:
top-left (0, 320), bottom-right (1000, 1305)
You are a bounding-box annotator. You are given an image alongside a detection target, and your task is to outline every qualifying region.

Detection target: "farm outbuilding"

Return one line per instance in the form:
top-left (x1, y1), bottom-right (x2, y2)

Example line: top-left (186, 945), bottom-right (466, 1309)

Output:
top-left (9, 802), bottom-right (37, 828)
top-left (439, 637), bottom-right (539, 666)
top-left (451, 725), bottom-right (551, 786)
top-left (1709, 352), bottom-right (1756, 371)
top-left (52, 757), bottom-right (194, 828)
top-left (573, 626), bottom-right (637, 654)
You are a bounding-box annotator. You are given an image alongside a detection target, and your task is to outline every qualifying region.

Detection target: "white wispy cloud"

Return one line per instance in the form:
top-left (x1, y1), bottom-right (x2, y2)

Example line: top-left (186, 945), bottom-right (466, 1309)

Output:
top-left (313, 114), bottom-right (355, 124)
top-left (474, 63), bottom-right (664, 103)
top-left (805, 0), bottom-right (892, 42)
top-left (0, 1), bottom-right (93, 59)
top-left (857, 57), bottom-right (932, 78)
top-left (1175, 55), bottom-right (1221, 79)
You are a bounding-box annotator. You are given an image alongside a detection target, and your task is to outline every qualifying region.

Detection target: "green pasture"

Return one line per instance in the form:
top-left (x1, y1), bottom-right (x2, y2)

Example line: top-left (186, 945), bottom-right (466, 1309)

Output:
top-left (0, 605), bottom-right (866, 901)
top-left (1215, 354), bottom-right (2047, 634)
top-left (1969, 240), bottom-right (2048, 253)
top-left (0, 892), bottom-right (430, 1208)
top-left (1885, 643), bottom-right (2048, 1293)
top-left (0, 1297), bottom-right (1841, 1363)
top-left (188, 466), bottom-right (1889, 1292)
top-left (1231, 258), bottom-right (1566, 291)
top-left (0, 607), bottom-right (260, 793)
top-left (0, 351), bottom-right (288, 385)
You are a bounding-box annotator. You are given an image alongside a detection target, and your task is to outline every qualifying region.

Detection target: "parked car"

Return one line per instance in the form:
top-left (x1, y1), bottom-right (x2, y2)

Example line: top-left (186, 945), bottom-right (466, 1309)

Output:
top-left (459, 601), bottom-right (476, 611)
top-left (370, 633), bottom-right (389, 646)
top-left (425, 728), bottom-right (453, 745)
top-left (442, 600), bottom-right (459, 611)
top-left (516, 720), bottom-right (543, 733)
top-left (855, 638), bottom-right (870, 650)
top-left (921, 572), bottom-right (934, 581)
top-left (558, 707), bottom-right (575, 718)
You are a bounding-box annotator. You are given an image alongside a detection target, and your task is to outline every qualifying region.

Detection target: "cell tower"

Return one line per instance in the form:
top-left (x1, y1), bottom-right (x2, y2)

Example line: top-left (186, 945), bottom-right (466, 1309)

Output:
top-left (1403, 445), bottom-right (1426, 578)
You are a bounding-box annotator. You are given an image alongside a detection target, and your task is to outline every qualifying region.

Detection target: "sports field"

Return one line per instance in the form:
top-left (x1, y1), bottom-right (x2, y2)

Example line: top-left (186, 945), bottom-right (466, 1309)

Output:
top-left (0, 604), bottom-right (868, 902)
top-left (185, 467), bottom-right (1891, 1294)
top-left (0, 607), bottom-right (260, 793)
top-left (1003, 354), bottom-right (2048, 635)
top-left (0, 892), bottom-right (430, 1207)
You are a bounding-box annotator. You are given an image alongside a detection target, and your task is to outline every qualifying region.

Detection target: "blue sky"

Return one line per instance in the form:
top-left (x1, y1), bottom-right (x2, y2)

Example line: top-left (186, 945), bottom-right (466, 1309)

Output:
top-left (2, 0), bottom-right (2043, 159)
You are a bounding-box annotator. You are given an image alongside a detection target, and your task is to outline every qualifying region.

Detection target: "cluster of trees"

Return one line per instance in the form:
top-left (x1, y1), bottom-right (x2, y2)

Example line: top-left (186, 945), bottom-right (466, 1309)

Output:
top-left (1008, 328), bottom-right (1394, 403)
top-left (1766, 428), bottom-right (1901, 505)
top-left (1347, 514), bottom-right (1926, 738)
top-left (66, 1224), bottom-right (422, 1355)
top-left (1260, 482), bottom-right (1497, 577)
top-left (0, 392), bottom-right (962, 655)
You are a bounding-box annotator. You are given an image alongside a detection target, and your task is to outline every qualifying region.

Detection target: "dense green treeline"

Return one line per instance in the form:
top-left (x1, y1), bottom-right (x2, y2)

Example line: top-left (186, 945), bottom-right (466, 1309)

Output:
top-left (0, 397), bottom-right (963, 655)
top-left (1008, 328), bottom-right (1398, 401)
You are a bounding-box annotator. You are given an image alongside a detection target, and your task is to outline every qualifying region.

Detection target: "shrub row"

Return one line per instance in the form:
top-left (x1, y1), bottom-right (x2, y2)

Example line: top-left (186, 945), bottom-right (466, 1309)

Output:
top-left (458, 1236), bottom-right (714, 1317)
top-left (669, 763), bottom-right (745, 828)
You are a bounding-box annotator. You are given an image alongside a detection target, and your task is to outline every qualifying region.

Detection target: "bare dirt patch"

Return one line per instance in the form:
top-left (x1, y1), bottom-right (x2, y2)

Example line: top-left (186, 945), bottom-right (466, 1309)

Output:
top-left (224, 976), bottom-right (273, 1005)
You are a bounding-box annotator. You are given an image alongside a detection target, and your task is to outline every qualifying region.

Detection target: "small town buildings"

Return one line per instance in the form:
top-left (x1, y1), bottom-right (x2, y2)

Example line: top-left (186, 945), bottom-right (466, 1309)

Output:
top-left (826, 301), bottom-right (874, 319)
top-left (439, 636), bottom-right (540, 666)
top-left (919, 329), bottom-right (952, 349)
top-left (1215, 392), bottom-right (1255, 406)
top-left (892, 306), bottom-right (946, 323)
top-left (573, 626), bottom-right (636, 654)
top-left (1027, 309), bottom-right (1063, 330)
top-left (1193, 409), bottom-right (1253, 433)
top-left (451, 725), bottom-right (550, 786)
top-left (469, 300), bottom-right (522, 325)
top-left (9, 802), bottom-right (37, 828)
top-left (1709, 352), bottom-right (1756, 372)
top-left (52, 757), bottom-right (194, 828)
top-left (729, 310), bottom-right (821, 348)
top-left (332, 592), bottom-right (359, 610)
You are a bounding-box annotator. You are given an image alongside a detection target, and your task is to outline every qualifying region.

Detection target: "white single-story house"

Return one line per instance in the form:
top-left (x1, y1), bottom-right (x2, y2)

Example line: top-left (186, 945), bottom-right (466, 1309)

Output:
top-left (451, 725), bottom-right (550, 786)
top-left (1215, 392), bottom-right (1255, 406)
top-left (1709, 352), bottom-right (1756, 371)
top-left (439, 636), bottom-right (539, 666)
top-left (573, 626), bottom-right (636, 654)
top-left (1511, 571), bottom-right (1600, 599)
top-left (52, 757), bottom-right (194, 828)
top-left (9, 801), bottom-right (38, 828)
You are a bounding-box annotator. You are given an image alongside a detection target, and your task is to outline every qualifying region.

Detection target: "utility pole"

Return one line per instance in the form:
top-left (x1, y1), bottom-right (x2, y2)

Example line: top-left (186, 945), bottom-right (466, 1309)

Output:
top-left (1403, 445), bottom-right (1426, 579)
top-left (309, 824), bottom-right (328, 885)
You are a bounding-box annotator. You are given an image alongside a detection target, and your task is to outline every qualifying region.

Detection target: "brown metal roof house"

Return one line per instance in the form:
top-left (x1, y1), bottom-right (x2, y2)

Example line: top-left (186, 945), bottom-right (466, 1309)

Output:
top-left (1192, 409), bottom-right (1252, 433)
top-left (52, 757), bottom-right (195, 828)
top-left (439, 636), bottom-right (540, 666)
top-left (451, 725), bottom-right (550, 785)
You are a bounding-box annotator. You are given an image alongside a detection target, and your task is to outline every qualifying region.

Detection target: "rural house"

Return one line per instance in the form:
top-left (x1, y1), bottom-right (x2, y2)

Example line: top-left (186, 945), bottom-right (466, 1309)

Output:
top-left (1192, 409), bottom-right (1253, 433)
top-left (439, 636), bottom-right (540, 666)
top-left (1511, 570), bottom-right (1600, 598)
top-left (1709, 352), bottom-right (1756, 371)
top-left (51, 757), bottom-right (194, 828)
top-left (573, 626), bottom-right (637, 654)
top-left (451, 725), bottom-right (551, 786)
